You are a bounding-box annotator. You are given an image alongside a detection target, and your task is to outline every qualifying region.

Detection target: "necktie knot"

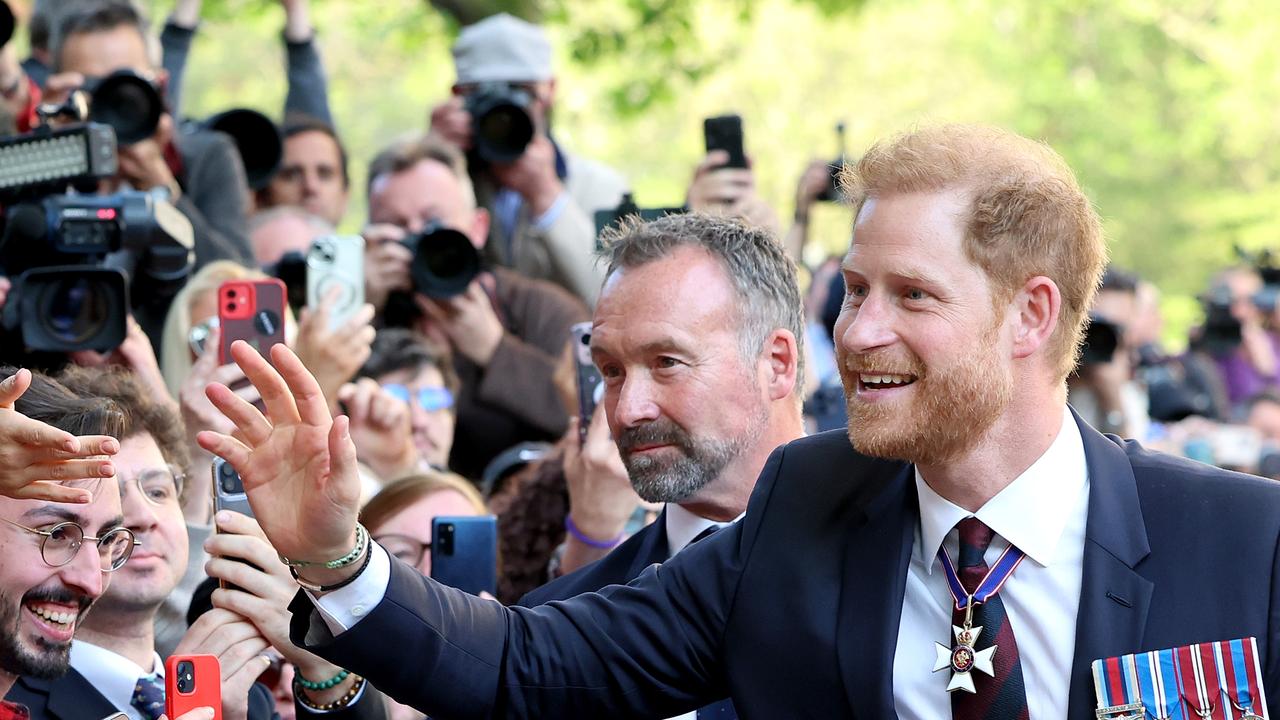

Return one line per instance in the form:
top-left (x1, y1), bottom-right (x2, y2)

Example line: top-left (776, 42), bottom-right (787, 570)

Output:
top-left (132, 673), bottom-right (166, 720)
top-left (956, 517), bottom-right (994, 569)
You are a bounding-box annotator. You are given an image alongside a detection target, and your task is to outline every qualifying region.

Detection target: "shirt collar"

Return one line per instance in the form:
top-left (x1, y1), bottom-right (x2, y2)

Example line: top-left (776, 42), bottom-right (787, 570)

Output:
top-left (70, 640), bottom-right (164, 713)
top-left (664, 503), bottom-right (743, 558)
top-left (915, 405), bottom-right (1088, 571)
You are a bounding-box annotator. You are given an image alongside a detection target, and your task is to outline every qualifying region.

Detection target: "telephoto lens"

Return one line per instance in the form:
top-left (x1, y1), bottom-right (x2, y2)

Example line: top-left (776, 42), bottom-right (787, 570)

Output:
top-left (401, 224), bottom-right (482, 299)
top-left (87, 70), bottom-right (164, 145)
top-left (464, 82), bottom-right (536, 164)
top-left (0, 0), bottom-right (14, 49)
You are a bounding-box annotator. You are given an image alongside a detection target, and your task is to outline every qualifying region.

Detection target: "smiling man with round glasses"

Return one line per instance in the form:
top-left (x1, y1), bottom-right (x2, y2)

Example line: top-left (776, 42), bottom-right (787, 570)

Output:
top-left (0, 368), bottom-right (125, 707)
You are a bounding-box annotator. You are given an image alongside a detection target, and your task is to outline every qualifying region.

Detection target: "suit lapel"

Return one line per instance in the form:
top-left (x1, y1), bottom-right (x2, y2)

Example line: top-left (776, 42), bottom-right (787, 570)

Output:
top-left (1067, 413), bottom-right (1154, 718)
top-left (624, 508), bottom-right (671, 579)
top-left (20, 667), bottom-right (119, 720)
top-left (837, 465), bottom-right (916, 717)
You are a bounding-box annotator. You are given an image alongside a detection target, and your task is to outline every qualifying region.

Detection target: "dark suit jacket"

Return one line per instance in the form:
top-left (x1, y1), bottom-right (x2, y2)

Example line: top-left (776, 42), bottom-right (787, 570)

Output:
top-left (6, 665), bottom-right (386, 720)
top-left (290, 414), bottom-right (1280, 719)
top-left (517, 510), bottom-right (670, 608)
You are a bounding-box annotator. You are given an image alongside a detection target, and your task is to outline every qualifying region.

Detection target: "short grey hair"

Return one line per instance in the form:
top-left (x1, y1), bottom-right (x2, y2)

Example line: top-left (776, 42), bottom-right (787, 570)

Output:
top-left (600, 213), bottom-right (806, 393)
top-left (367, 135), bottom-right (477, 211)
top-left (50, 0), bottom-right (158, 72)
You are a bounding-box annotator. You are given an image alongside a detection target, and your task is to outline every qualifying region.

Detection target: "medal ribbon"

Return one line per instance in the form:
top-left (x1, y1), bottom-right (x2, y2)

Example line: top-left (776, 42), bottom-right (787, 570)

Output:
top-left (1221, 638), bottom-right (1262, 717)
top-left (937, 541), bottom-right (1026, 612)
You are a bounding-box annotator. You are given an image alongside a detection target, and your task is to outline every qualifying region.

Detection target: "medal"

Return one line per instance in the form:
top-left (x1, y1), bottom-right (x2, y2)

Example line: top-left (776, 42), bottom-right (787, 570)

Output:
top-left (932, 541), bottom-right (1026, 694)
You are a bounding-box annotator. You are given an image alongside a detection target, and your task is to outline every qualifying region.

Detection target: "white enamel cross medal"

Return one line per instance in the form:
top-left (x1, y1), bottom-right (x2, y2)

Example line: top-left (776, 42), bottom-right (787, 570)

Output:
top-left (932, 603), bottom-right (997, 693)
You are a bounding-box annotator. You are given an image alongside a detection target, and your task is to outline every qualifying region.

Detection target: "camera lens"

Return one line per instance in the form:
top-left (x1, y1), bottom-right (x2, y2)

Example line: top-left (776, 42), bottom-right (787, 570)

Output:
top-left (579, 332), bottom-right (590, 346)
top-left (38, 277), bottom-right (110, 345)
top-left (177, 661), bottom-right (194, 692)
top-left (406, 226), bottom-right (481, 299)
top-left (89, 72), bottom-right (163, 145)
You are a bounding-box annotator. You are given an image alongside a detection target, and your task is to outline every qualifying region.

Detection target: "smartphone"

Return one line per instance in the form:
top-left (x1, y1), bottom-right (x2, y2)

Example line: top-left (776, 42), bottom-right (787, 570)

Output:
top-left (430, 516), bottom-right (497, 597)
top-left (306, 235), bottom-right (365, 331)
top-left (703, 114), bottom-right (748, 169)
top-left (571, 321), bottom-right (603, 446)
top-left (218, 278), bottom-right (287, 365)
top-left (165, 654), bottom-right (222, 720)
top-left (211, 457), bottom-right (253, 519)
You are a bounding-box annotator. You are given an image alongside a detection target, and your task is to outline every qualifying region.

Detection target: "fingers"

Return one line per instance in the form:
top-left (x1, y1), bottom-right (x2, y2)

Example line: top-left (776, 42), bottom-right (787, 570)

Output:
top-left (22, 458), bottom-right (117, 483)
top-left (205, 557), bottom-right (283, 601)
top-left (169, 709), bottom-right (216, 720)
top-left (11, 480), bottom-right (92, 504)
top-left (205, 382), bottom-right (271, 446)
top-left (231, 341), bottom-right (301, 426)
top-left (195, 431), bottom-right (252, 473)
top-left (218, 633), bottom-right (271, 682)
top-left (269, 344), bottom-right (331, 426)
top-left (212, 509), bottom-right (268, 540)
top-left (584, 406), bottom-right (613, 449)
top-left (173, 607), bottom-right (242, 654)
top-left (210, 586), bottom-right (286, 636)
top-left (6, 413), bottom-right (82, 454)
top-left (327, 415), bottom-right (359, 485)
top-left (0, 368), bottom-right (31, 407)
top-left (71, 435), bottom-right (120, 458)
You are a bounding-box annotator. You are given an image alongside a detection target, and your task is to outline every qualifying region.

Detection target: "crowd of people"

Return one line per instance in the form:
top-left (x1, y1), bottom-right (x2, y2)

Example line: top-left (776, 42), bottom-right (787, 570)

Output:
top-left (0, 1), bottom-right (1278, 719)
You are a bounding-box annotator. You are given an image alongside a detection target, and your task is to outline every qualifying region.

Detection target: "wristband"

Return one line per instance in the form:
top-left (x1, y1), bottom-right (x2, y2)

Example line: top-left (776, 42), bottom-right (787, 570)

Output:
top-left (290, 536), bottom-right (373, 593)
top-left (564, 514), bottom-right (624, 550)
top-left (279, 524), bottom-right (367, 569)
top-left (296, 667), bottom-right (350, 691)
top-left (294, 675), bottom-right (364, 712)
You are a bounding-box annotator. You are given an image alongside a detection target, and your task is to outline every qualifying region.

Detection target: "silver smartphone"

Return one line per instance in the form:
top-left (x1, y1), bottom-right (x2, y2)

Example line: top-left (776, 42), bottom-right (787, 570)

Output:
top-left (307, 235), bottom-right (366, 331)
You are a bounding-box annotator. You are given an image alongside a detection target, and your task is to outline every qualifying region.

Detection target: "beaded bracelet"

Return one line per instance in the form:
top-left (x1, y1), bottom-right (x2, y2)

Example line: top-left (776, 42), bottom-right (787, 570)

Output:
top-left (290, 534), bottom-right (373, 593)
top-left (297, 667), bottom-right (350, 691)
top-left (278, 524), bottom-right (368, 569)
top-left (564, 514), bottom-right (625, 550)
top-left (294, 675), bottom-right (365, 712)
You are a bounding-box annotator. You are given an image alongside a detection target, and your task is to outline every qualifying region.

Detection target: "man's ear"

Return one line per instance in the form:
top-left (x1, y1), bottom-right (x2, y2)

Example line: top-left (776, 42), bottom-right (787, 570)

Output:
top-left (1011, 276), bottom-right (1061, 360)
top-left (761, 328), bottom-right (800, 402)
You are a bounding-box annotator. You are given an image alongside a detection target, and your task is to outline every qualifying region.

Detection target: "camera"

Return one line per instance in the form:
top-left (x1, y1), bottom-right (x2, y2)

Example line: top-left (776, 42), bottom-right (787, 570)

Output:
top-left (436, 522), bottom-right (455, 556)
top-left (0, 115), bottom-right (193, 356)
top-left (175, 660), bottom-right (195, 693)
top-left (464, 82), bottom-right (535, 165)
top-left (814, 121), bottom-right (848, 203)
top-left (83, 70), bottom-right (165, 145)
top-left (400, 223), bottom-right (481, 299)
top-left (186, 108), bottom-right (283, 190)
top-left (1078, 313), bottom-right (1121, 367)
top-left (0, 0), bottom-right (13, 50)
top-left (216, 459), bottom-right (243, 495)
top-left (593, 193), bottom-right (685, 242)
top-left (1195, 284), bottom-right (1243, 358)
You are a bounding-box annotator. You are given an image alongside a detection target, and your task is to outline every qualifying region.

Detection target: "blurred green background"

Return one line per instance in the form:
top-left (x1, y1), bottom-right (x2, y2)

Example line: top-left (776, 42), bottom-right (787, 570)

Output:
top-left (23, 0), bottom-right (1280, 345)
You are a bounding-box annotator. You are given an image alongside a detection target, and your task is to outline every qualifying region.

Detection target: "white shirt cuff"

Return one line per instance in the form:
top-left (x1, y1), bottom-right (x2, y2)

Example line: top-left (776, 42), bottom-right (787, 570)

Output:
top-left (306, 542), bottom-right (391, 635)
top-left (531, 190), bottom-right (570, 230)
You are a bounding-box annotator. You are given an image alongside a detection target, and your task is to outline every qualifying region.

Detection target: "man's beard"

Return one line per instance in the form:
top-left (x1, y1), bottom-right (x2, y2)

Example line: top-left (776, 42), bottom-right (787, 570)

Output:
top-left (0, 585), bottom-right (92, 680)
top-left (616, 410), bottom-right (767, 504)
top-left (841, 320), bottom-right (1012, 467)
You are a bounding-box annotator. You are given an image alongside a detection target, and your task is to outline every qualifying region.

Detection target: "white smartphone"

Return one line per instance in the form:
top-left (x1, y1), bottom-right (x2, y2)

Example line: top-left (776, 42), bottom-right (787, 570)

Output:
top-left (306, 235), bottom-right (365, 331)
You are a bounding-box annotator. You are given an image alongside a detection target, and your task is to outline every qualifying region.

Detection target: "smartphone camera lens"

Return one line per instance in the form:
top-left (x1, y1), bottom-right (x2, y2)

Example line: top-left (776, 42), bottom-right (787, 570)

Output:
top-left (439, 523), bottom-right (454, 555)
top-left (176, 661), bottom-right (194, 693)
top-left (579, 332), bottom-right (590, 346)
top-left (227, 289), bottom-right (237, 297)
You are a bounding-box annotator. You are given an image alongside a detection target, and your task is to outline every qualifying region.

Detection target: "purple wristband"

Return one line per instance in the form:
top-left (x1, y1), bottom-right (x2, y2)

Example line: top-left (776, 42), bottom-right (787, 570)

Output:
top-left (564, 514), bottom-right (625, 550)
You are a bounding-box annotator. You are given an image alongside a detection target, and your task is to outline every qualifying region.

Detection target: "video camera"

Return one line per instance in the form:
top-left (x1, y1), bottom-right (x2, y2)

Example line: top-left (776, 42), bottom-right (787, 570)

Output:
top-left (1078, 313), bottom-right (1122, 367)
top-left (464, 82), bottom-right (535, 165)
top-left (0, 111), bottom-right (193, 355)
top-left (1194, 246), bottom-right (1280, 357)
top-left (815, 121), bottom-right (848, 203)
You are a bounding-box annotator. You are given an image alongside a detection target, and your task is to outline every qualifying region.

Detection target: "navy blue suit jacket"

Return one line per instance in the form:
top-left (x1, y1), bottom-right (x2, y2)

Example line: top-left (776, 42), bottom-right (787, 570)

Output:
top-left (517, 510), bottom-right (670, 607)
top-left (290, 415), bottom-right (1280, 719)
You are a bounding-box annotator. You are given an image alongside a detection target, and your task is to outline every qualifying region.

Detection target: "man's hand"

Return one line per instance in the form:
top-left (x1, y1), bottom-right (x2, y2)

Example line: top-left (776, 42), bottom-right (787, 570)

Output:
top-left (172, 608), bottom-right (273, 720)
top-left (280, 0), bottom-right (313, 42)
top-left (338, 378), bottom-right (419, 481)
top-left (427, 96), bottom-right (472, 151)
top-left (179, 328), bottom-right (262, 442)
top-left (117, 115), bottom-right (181, 199)
top-left (794, 159), bottom-right (832, 221)
top-left (687, 150), bottom-right (754, 212)
top-left (490, 134), bottom-right (564, 215)
top-left (362, 224), bottom-right (412, 311)
top-left (292, 290), bottom-right (376, 411)
top-left (0, 369), bottom-right (119, 503)
top-left (196, 342), bottom-right (362, 579)
top-left (560, 412), bottom-right (639, 574)
top-left (69, 316), bottom-right (174, 409)
top-left (168, 0), bottom-right (204, 29)
top-left (414, 279), bottom-right (504, 366)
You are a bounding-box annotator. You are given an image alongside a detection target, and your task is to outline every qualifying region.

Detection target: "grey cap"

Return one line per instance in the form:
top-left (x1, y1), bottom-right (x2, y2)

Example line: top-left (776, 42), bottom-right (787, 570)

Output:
top-left (452, 13), bottom-right (553, 85)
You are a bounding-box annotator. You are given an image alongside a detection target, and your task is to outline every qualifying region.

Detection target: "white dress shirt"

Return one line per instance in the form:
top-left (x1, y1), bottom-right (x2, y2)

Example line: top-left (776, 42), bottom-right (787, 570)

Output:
top-left (893, 406), bottom-right (1090, 720)
top-left (69, 640), bottom-right (164, 720)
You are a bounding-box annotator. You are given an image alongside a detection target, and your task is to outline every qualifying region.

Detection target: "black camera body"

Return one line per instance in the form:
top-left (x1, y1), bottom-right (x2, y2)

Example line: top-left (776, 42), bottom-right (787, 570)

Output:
top-left (400, 223), bottom-right (482, 299)
top-left (1079, 313), bottom-right (1121, 367)
top-left (464, 82), bottom-right (536, 165)
top-left (1196, 284), bottom-right (1243, 358)
top-left (0, 191), bottom-right (193, 353)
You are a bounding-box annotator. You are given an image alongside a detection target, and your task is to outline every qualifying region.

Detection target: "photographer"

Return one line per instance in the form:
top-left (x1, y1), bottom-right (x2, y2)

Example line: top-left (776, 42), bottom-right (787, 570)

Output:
top-left (1068, 266), bottom-right (1151, 438)
top-left (49, 1), bottom-right (253, 274)
top-left (362, 135), bottom-right (587, 480)
top-left (1199, 266), bottom-right (1280, 410)
top-left (427, 13), bottom-right (628, 307)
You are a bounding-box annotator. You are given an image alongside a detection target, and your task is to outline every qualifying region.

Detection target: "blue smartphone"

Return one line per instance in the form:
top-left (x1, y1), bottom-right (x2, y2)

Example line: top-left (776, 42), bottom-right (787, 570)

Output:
top-left (430, 516), bottom-right (497, 597)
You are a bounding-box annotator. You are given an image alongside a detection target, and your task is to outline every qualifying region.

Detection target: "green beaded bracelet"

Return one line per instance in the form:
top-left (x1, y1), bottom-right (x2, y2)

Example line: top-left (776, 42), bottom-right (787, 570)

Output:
top-left (296, 667), bottom-right (350, 691)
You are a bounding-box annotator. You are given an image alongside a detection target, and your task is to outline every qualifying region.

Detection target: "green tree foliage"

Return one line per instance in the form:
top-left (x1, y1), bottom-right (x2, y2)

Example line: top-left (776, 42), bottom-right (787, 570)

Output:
top-left (154, 0), bottom-right (1280, 345)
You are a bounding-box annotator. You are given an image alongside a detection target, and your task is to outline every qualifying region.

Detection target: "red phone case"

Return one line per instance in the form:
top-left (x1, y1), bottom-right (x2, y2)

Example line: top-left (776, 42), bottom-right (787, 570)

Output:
top-left (217, 278), bottom-right (288, 365)
top-left (165, 654), bottom-right (222, 720)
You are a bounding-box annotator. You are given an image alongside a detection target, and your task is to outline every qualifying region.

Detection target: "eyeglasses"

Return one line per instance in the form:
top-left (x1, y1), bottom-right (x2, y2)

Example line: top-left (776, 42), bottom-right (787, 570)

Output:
top-left (1, 517), bottom-right (139, 571)
top-left (382, 384), bottom-right (454, 412)
top-left (188, 316), bottom-right (219, 357)
top-left (124, 466), bottom-right (186, 507)
top-left (375, 533), bottom-right (430, 568)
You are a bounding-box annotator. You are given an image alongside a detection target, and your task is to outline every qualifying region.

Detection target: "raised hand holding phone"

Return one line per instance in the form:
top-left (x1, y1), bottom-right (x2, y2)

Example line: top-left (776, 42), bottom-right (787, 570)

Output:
top-left (196, 341), bottom-right (363, 588)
